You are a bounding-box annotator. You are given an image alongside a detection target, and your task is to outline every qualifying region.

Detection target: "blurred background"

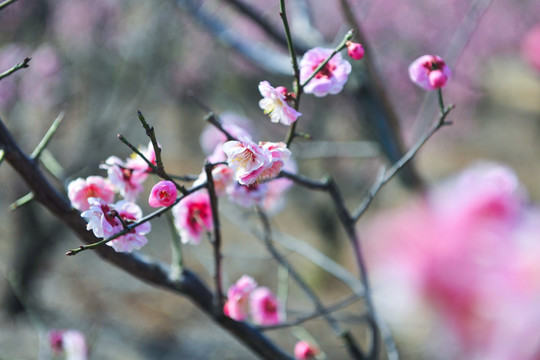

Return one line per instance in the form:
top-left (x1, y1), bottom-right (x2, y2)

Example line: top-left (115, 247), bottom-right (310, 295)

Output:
top-left (1, 0), bottom-right (540, 359)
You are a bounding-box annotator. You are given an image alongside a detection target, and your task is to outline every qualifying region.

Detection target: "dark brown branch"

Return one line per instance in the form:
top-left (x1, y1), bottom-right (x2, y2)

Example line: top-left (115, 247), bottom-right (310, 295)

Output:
top-left (0, 117), bottom-right (293, 360)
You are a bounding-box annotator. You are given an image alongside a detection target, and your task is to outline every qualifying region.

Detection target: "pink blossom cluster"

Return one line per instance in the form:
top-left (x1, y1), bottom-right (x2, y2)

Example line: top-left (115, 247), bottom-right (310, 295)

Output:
top-left (67, 142), bottom-right (157, 252)
top-left (223, 275), bottom-right (282, 326)
top-left (48, 329), bottom-right (88, 360)
top-left (172, 190), bottom-right (214, 245)
top-left (366, 162), bottom-right (540, 360)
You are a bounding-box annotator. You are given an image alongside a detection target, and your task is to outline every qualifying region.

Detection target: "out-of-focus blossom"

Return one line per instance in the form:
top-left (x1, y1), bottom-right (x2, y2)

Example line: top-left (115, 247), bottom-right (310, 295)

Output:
top-left (48, 329), bottom-right (88, 360)
top-left (299, 47), bottom-right (352, 97)
top-left (148, 180), bottom-right (178, 208)
top-left (81, 198), bottom-right (150, 252)
top-left (346, 42), bottom-right (364, 60)
top-left (68, 176), bottom-right (115, 211)
top-left (522, 24), bottom-right (540, 72)
top-left (227, 182), bottom-right (269, 208)
top-left (224, 275), bottom-right (258, 321)
top-left (199, 112), bottom-right (253, 156)
top-left (223, 137), bottom-right (273, 185)
top-left (294, 341), bottom-right (319, 360)
top-left (250, 287), bottom-right (282, 325)
top-left (262, 157), bottom-right (296, 214)
top-left (258, 81), bottom-right (301, 125)
top-left (172, 190), bottom-right (214, 245)
top-left (194, 164), bottom-right (235, 197)
top-left (366, 162), bottom-right (540, 360)
top-left (408, 55), bottom-right (451, 90)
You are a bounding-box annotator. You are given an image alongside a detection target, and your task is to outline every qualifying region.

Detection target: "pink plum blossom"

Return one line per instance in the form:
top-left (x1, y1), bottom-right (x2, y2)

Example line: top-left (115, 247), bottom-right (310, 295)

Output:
top-left (223, 137), bottom-right (273, 185)
top-left (81, 198), bottom-right (150, 252)
top-left (366, 162), bottom-right (540, 359)
top-left (258, 141), bottom-right (291, 183)
top-left (250, 287), bottom-right (282, 325)
top-left (522, 24), bottom-right (540, 72)
top-left (408, 55), bottom-right (451, 90)
top-left (224, 275), bottom-right (258, 321)
top-left (227, 182), bottom-right (269, 208)
top-left (48, 329), bottom-right (88, 360)
top-left (258, 81), bottom-right (301, 125)
top-left (67, 176), bottom-right (115, 211)
top-left (193, 164), bottom-right (235, 197)
top-left (346, 42), bottom-right (364, 60)
top-left (148, 180), bottom-right (178, 208)
top-left (172, 190), bottom-right (214, 245)
top-left (299, 47), bottom-right (352, 97)
top-left (294, 341), bottom-right (319, 360)
top-left (262, 157), bottom-right (296, 214)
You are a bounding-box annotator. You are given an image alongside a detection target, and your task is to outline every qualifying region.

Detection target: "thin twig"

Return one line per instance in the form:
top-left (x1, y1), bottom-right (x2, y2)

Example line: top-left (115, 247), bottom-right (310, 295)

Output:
top-left (9, 192), bottom-right (34, 211)
top-left (205, 162), bottom-right (224, 313)
top-left (256, 207), bottom-right (366, 360)
top-left (352, 101), bottom-right (454, 221)
top-left (0, 57), bottom-right (30, 81)
top-left (0, 0), bottom-right (17, 11)
top-left (118, 134), bottom-right (158, 172)
top-left (31, 112), bottom-right (65, 159)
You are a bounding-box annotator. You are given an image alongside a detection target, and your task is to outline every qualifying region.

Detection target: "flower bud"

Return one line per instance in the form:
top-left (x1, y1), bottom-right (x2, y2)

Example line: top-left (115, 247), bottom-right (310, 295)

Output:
top-left (347, 42), bottom-right (364, 60)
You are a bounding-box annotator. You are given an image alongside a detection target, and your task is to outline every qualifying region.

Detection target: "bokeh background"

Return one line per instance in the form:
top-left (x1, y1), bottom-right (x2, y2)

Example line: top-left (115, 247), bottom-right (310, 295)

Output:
top-left (1, 0), bottom-right (540, 359)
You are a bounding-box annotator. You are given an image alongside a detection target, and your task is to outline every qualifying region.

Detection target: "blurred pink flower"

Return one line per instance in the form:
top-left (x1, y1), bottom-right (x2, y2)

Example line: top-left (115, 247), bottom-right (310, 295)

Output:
top-left (522, 24), bottom-right (540, 72)
top-left (227, 182), bottom-right (269, 208)
top-left (224, 275), bottom-right (258, 321)
top-left (223, 137), bottom-right (273, 185)
top-left (366, 162), bottom-right (540, 359)
top-left (346, 42), bottom-right (364, 60)
top-left (148, 180), bottom-right (178, 208)
top-left (294, 340), bottom-right (319, 360)
top-left (67, 176), bottom-right (115, 211)
top-left (299, 47), bottom-right (352, 97)
top-left (408, 55), bottom-right (451, 90)
top-left (194, 164), bottom-right (235, 197)
top-left (262, 157), bottom-right (296, 214)
top-left (172, 190), bottom-right (214, 245)
top-left (48, 329), bottom-right (88, 360)
top-left (258, 81), bottom-right (301, 125)
top-left (250, 287), bottom-right (282, 325)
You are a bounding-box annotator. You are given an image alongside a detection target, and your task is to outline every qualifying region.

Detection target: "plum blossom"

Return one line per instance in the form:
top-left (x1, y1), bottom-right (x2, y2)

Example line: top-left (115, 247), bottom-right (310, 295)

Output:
top-left (48, 329), bottom-right (88, 360)
top-left (172, 190), bottom-right (214, 245)
top-left (223, 138), bottom-right (291, 185)
top-left (346, 41), bottom-right (364, 60)
top-left (224, 275), bottom-right (258, 321)
top-left (408, 55), bottom-right (451, 90)
top-left (366, 162), bottom-right (540, 360)
top-left (227, 182), bottom-right (269, 208)
top-left (250, 287), bottom-right (282, 325)
top-left (193, 164), bottom-right (235, 197)
top-left (67, 176), bottom-right (115, 211)
top-left (223, 137), bottom-right (273, 185)
top-left (148, 180), bottom-right (178, 208)
top-left (299, 47), bottom-right (352, 97)
top-left (294, 341), bottom-right (319, 360)
top-left (101, 142), bottom-right (155, 202)
top-left (262, 157), bottom-right (296, 214)
top-left (81, 198), bottom-right (150, 252)
top-left (258, 81), bottom-right (301, 125)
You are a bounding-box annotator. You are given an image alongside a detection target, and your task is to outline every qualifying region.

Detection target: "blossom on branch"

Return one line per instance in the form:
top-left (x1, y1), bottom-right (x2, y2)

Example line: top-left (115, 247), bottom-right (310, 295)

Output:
top-left (258, 81), bottom-right (301, 125)
top-left (67, 176), bottom-right (115, 211)
top-left (294, 341), bottom-right (319, 360)
top-left (148, 180), bottom-right (178, 208)
top-left (227, 182), bottom-right (268, 208)
top-left (250, 287), bottom-right (282, 325)
top-left (346, 41), bottom-right (364, 60)
top-left (48, 329), bottom-right (88, 360)
top-left (101, 156), bottom-right (148, 202)
top-left (193, 164), bottom-right (235, 197)
top-left (224, 275), bottom-right (258, 321)
top-left (408, 55), bottom-right (451, 90)
top-left (300, 47), bottom-right (352, 97)
top-left (172, 190), bottom-right (214, 245)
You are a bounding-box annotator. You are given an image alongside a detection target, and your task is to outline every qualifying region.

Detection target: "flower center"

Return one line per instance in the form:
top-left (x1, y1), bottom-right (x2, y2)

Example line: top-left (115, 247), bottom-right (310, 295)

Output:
top-left (313, 62), bottom-right (336, 79)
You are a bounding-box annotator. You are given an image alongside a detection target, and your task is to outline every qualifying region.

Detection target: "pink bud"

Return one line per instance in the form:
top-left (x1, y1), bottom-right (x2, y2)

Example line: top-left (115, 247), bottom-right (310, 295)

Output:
top-left (294, 341), bottom-right (319, 360)
top-left (149, 180), bottom-right (178, 208)
top-left (428, 69), bottom-right (448, 88)
top-left (347, 42), bottom-right (364, 60)
top-left (275, 86), bottom-right (289, 97)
